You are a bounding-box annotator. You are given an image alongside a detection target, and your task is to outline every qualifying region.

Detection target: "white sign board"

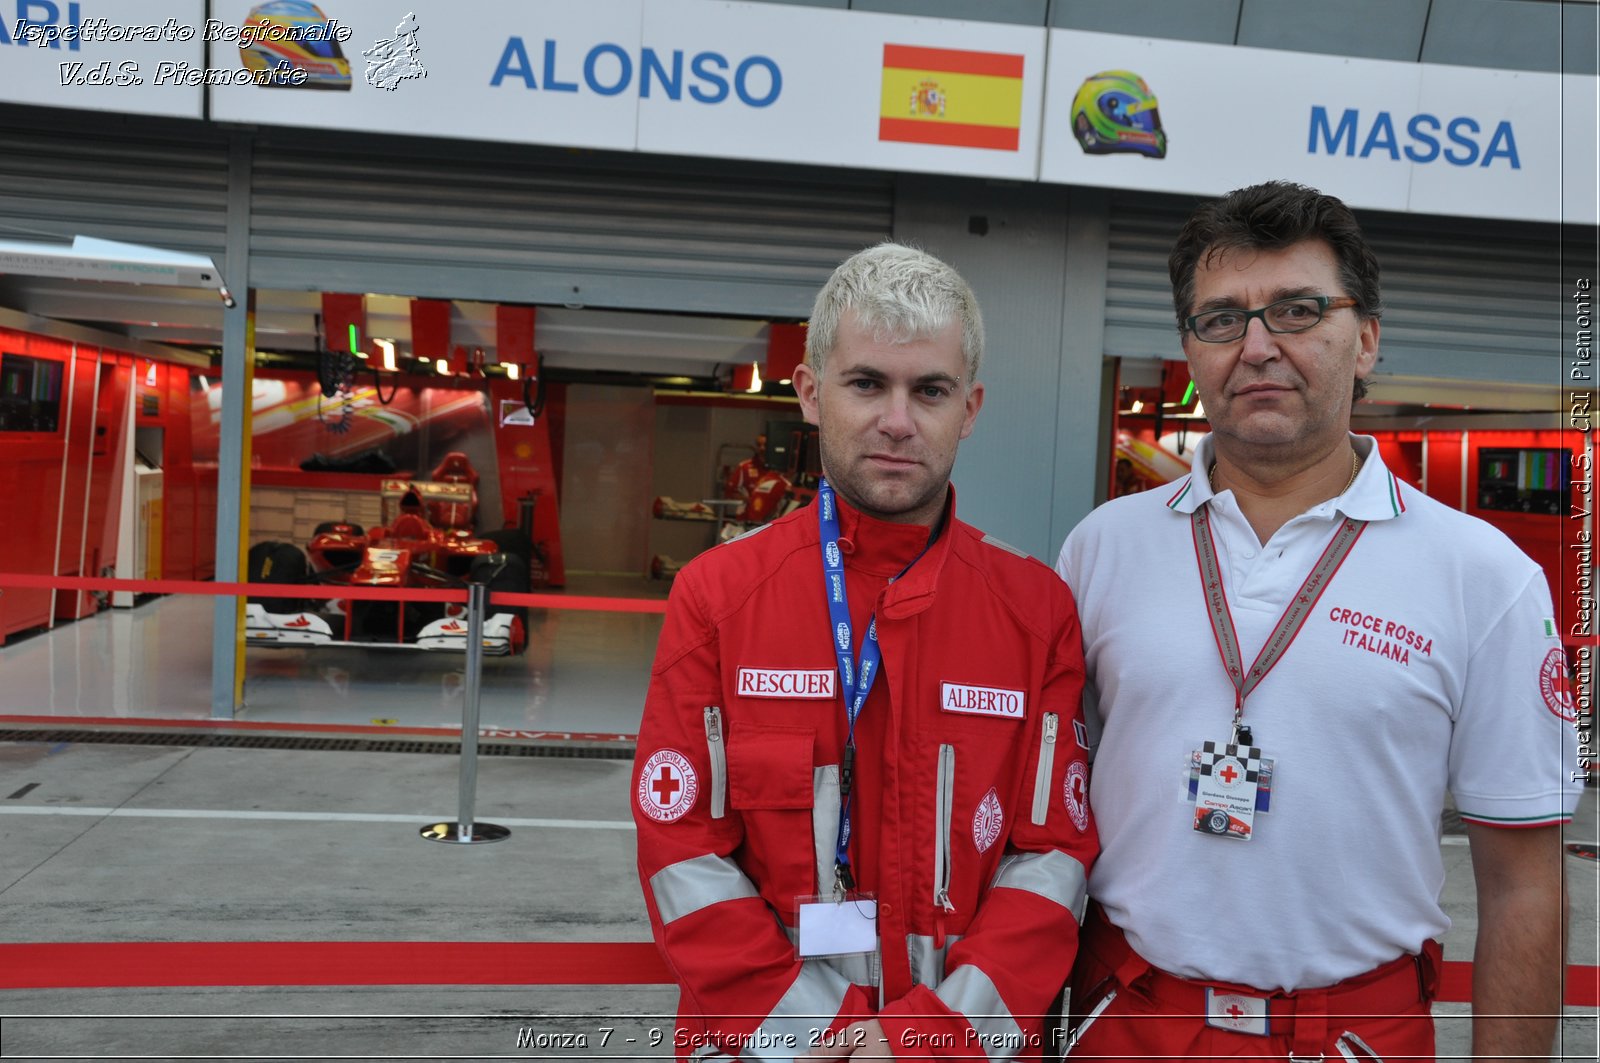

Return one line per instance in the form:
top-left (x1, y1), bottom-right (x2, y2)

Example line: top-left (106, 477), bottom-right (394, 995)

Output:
top-left (0, 0), bottom-right (205, 117)
top-left (635, 0), bottom-right (1046, 179)
top-left (1040, 29), bottom-right (1596, 226)
top-left (206, 0), bottom-right (1045, 181)
top-left (207, 0), bottom-right (643, 151)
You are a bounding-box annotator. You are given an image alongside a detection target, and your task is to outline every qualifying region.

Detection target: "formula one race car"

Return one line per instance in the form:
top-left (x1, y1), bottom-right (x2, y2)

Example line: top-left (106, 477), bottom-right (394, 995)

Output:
top-left (245, 455), bottom-right (532, 654)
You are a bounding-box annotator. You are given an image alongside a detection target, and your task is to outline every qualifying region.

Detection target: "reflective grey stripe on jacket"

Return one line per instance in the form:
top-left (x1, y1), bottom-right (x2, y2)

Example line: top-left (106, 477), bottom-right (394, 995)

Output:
top-left (991, 850), bottom-right (1088, 924)
top-left (655, 853), bottom-right (853, 1057)
top-left (906, 932), bottom-right (963, 987)
top-left (812, 764), bottom-right (839, 894)
top-left (649, 853), bottom-right (758, 924)
top-left (937, 963), bottom-right (1026, 1062)
top-left (740, 958), bottom-right (855, 1060)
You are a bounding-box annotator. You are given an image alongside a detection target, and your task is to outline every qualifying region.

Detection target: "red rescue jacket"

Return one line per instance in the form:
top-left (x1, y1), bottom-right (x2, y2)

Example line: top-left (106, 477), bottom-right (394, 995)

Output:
top-left (634, 490), bottom-right (1098, 1062)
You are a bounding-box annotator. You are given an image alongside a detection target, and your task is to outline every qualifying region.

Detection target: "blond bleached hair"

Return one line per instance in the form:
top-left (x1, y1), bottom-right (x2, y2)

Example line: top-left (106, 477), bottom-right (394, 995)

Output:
top-left (805, 242), bottom-right (983, 386)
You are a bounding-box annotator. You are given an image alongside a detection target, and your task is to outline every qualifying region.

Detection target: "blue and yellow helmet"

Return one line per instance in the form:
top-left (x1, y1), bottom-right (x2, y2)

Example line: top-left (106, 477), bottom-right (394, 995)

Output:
top-left (1071, 70), bottom-right (1167, 158)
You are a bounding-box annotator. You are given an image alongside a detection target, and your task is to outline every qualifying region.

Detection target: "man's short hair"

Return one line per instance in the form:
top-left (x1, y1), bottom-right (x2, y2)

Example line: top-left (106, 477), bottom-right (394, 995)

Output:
top-left (1168, 181), bottom-right (1381, 399)
top-left (806, 242), bottom-right (984, 386)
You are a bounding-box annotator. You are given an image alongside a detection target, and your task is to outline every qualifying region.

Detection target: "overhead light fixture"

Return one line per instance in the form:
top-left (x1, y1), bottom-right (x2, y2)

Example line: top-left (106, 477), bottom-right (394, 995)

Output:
top-left (1130, 399), bottom-right (1144, 413)
top-left (746, 362), bottom-right (763, 394)
top-left (779, 378), bottom-right (792, 386)
top-left (373, 338), bottom-right (396, 372)
top-left (503, 362), bottom-right (520, 380)
top-left (435, 358), bottom-right (449, 375)
top-left (1193, 398), bottom-right (1205, 418)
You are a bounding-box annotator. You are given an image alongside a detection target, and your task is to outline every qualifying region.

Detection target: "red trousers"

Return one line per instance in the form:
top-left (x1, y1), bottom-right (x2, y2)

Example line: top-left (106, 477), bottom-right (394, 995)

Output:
top-left (1065, 907), bottom-right (1440, 1061)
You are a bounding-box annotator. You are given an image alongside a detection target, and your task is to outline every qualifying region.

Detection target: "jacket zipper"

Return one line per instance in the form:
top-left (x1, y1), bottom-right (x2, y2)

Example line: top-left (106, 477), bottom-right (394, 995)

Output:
top-left (704, 705), bottom-right (726, 820)
top-left (1031, 713), bottom-right (1059, 825)
top-left (933, 743), bottom-right (956, 948)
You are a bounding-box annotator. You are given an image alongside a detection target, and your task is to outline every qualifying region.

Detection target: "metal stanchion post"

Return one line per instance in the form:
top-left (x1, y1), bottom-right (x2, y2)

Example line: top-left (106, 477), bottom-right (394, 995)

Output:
top-left (422, 576), bottom-right (510, 844)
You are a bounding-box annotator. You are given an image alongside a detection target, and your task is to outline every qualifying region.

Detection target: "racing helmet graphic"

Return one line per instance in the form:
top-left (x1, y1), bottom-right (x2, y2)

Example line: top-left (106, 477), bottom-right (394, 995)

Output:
top-left (1071, 70), bottom-right (1167, 158)
top-left (239, 0), bottom-right (352, 90)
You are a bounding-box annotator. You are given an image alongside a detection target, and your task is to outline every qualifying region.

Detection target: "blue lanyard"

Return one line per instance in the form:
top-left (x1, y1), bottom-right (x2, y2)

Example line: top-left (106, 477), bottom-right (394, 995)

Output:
top-left (817, 478), bottom-right (939, 893)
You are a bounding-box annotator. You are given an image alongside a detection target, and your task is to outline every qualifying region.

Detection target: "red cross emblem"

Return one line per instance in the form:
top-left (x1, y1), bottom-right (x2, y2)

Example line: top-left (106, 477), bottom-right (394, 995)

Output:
top-left (637, 749), bottom-right (699, 822)
top-left (651, 767), bottom-right (681, 805)
top-left (1226, 1003), bottom-right (1245, 1020)
top-left (1218, 763), bottom-right (1239, 784)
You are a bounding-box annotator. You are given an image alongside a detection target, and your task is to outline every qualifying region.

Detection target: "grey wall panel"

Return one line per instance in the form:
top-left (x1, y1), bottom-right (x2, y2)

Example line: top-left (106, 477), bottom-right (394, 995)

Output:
top-left (892, 175), bottom-right (1097, 560)
top-left (854, 0), bottom-right (1048, 25)
top-left (0, 111), bottom-right (229, 258)
top-left (1564, 1), bottom-right (1600, 76)
top-left (1048, 0), bottom-right (1241, 43)
top-left (1053, 186), bottom-right (1113, 548)
top-left (1422, 0), bottom-right (1564, 72)
top-left (1104, 190), bottom-right (1597, 389)
top-left (1239, 0), bottom-right (1429, 62)
top-left (249, 131), bottom-right (894, 319)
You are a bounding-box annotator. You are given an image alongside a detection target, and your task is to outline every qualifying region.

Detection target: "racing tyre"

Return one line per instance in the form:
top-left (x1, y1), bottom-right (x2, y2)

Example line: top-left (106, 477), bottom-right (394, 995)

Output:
top-left (480, 528), bottom-right (534, 567)
top-left (473, 552), bottom-right (530, 655)
top-left (247, 540), bottom-right (309, 612)
top-left (1203, 809), bottom-right (1230, 836)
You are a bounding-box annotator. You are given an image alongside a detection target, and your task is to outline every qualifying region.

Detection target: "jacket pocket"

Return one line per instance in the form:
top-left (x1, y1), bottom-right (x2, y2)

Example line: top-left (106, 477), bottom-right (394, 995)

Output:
top-left (1031, 712), bottom-right (1059, 825)
top-left (726, 724), bottom-right (818, 906)
top-left (726, 725), bottom-right (815, 809)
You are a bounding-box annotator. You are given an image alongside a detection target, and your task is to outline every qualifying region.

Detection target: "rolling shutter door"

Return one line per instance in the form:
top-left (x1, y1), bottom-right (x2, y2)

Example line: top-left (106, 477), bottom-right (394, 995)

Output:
top-left (0, 112), bottom-right (230, 260)
top-left (1105, 190), bottom-right (1591, 388)
top-left (249, 129), bottom-right (894, 318)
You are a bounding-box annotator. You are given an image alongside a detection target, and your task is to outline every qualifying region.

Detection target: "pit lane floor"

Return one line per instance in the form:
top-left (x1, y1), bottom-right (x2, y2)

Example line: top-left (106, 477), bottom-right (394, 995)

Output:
top-left (0, 577), bottom-right (666, 736)
top-left (0, 736), bottom-right (1595, 1062)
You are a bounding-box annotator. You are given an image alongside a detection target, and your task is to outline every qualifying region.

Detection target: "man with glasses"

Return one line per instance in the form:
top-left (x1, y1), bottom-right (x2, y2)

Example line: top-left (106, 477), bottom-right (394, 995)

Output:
top-left (1055, 181), bottom-right (1579, 1061)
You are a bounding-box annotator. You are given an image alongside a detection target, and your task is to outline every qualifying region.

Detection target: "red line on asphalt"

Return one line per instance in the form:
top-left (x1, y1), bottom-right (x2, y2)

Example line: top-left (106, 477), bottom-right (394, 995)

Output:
top-left (0, 943), bottom-right (1594, 1004)
top-left (0, 942), bottom-right (671, 989)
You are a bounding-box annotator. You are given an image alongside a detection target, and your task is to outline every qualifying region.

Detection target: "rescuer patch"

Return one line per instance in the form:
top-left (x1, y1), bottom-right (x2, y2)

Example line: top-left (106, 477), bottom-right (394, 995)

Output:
top-left (940, 682), bottom-right (1025, 719)
top-left (737, 668), bottom-right (837, 699)
top-left (1064, 760), bottom-right (1089, 832)
top-left (637, 749), bottom-right (699, 823)
top-left (1541, 647), bottom-right (1577, 721)
top-left (972, 788), bottom-right (1004, 853)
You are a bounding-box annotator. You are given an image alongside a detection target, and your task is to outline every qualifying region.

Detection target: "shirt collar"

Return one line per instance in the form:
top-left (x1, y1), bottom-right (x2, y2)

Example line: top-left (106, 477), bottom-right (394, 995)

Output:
top-left (818, 485), bottom-right (958, 616)
top-left (1164, 433), bottom-right (1408, 522)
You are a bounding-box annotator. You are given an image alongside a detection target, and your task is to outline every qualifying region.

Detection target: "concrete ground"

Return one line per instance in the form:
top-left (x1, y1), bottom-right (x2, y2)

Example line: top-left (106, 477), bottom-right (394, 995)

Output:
top-left (0, 731), bottom-right (1595, 1061)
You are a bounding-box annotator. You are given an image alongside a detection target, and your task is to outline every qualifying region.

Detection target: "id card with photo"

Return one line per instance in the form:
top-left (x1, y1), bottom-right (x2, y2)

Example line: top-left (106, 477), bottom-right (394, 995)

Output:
top-left (1188, 741), bottom-right (1269, 841)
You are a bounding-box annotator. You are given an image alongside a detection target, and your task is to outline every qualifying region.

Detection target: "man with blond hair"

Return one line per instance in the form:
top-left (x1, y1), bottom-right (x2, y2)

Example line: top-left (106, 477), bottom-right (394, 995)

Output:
top-left (635, 242), bottom-right (1098, 1061)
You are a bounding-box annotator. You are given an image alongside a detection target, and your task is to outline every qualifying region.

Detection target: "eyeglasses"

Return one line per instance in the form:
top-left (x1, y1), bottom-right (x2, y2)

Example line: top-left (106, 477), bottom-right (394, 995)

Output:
top-left (1185, 296), bottom-right (1359, 344)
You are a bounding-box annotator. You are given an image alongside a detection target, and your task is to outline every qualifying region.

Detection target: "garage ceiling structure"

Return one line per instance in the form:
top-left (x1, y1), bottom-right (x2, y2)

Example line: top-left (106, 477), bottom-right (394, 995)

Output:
top-left (0, 276), bottom-right (776, 381)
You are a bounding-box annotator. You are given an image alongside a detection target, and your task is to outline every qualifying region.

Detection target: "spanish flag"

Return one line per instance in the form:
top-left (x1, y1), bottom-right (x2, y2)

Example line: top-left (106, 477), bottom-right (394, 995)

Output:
top-left (879, 44), bottom-right (1025, 151)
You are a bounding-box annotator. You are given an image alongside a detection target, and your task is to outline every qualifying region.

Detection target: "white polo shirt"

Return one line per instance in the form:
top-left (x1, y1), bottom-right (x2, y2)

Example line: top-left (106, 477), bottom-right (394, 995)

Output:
top-left (1056, 434), bottom-right (1580, 991)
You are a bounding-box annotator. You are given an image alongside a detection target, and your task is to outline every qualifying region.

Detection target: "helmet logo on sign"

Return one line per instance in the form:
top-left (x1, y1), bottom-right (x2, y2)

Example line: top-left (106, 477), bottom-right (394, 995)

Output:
top-left (1071, 70), bottom-right (1167, 159)
top-left (239, 1), bottom-right (353, 91)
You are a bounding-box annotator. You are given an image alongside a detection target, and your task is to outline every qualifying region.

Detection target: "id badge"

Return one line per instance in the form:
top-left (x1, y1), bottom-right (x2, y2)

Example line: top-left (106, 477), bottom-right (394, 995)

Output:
top-left (1187, 741), bottom-right (1269, 841)
top-left (795, 893), bottom-right (877, 958)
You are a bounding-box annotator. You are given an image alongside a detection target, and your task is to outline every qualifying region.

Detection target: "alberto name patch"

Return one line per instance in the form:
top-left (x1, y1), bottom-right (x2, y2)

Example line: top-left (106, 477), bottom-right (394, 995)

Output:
top-left (940, 682), bottom-right (1025, 719)
top-left (738, 668), bottom-right (836, 699)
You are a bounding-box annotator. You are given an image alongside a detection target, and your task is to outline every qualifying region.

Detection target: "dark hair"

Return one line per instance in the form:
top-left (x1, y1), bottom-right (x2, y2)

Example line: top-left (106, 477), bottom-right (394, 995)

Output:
top-left (1168, 181), bottom-right (1381, 400)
